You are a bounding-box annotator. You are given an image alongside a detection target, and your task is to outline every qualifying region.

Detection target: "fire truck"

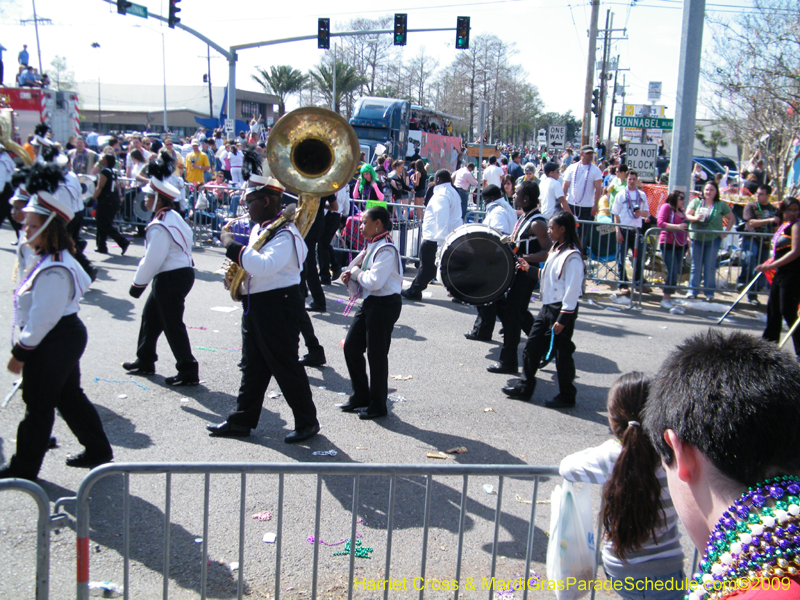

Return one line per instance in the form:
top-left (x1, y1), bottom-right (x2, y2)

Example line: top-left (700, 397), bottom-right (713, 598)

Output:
top-left (0, 87), bottom-right (80, 146)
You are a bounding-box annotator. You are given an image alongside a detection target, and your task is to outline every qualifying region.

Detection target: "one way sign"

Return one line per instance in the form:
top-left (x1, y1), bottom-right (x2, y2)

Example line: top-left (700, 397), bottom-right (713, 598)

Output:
top-left (548, 126), bottom-right (566, 150)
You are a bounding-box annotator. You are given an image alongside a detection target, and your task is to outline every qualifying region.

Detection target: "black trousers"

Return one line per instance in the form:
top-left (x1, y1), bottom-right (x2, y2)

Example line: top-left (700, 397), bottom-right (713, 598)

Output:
top-left (136, 267), bottom-right (198, 377)
top-left (472, 302), bottom-right (498, 338)
top-left (496, 273), bottom-right (537, 368)
top-left (569, 204), bottom-right (593, 253)
top-left (344, 294), bottom-right (402, 414)
top-left (228, 285), bottom-right (318, 431)
top-left (301, 213), bottom-right (325, 305)
top-left (0, 183), bottom-right (21, 237)
top-left (9, 315), bottom-right (112, 479)
top-left (763, 271), bottom-right (800, 356)
top-left (95, 199), bottom-right (127, 251)
top-left (407, 239), bottom-right (439, 295)
top-left (318, 211), bottom-right (341, 281)
top-left (521, 303), bottom-right (578, 400)
top-left (66, 210), bottom-right (93, 275)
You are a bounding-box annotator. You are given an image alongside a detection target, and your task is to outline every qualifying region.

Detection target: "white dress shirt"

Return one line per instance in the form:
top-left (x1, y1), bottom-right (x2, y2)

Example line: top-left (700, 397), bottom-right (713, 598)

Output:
top-left (133, 209), bottom-right (194, 288)
top-left (233, 221), bottom-right (308, 295)
top-left (348, 237), bottom-right (403, 299)
top-left (422, 183), bottom-right (463, 244)
top-left (483, 198), bottom-right (517, 235)
top-left (15, 251), bottom-right (91, 354)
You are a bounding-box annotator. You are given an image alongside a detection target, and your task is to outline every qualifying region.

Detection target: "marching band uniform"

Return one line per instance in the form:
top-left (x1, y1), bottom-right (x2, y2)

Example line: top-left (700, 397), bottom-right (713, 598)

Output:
top-left (1, 191), bottom-right (112, 480)
top-left (487, 207), bottom-right (547, 373)
top-left (342, 231), bottom-right (403, 419)
top-left (126, 178), bottom-right (199, 385)
top-left (505, 242), bottom-right (585, 407)
top-left (467, 184), bottom-right (517, 341)
top-left (209, 176), bottom-right (319, 442)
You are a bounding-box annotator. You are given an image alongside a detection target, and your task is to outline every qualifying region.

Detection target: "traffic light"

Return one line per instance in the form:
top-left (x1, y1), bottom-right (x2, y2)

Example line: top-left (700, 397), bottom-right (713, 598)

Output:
top-left (394, 13), bottom-right (407, 46)
top-left (203, 74), bottom-right (208, 83)
top-left (318, 18), bottom-right (330, 50)
top-left (168, 0), bottom-right (181, 28)
top-left (591, 88), bottom-right (600, 116)
top-left (117, 0), bottom-right (132, 14)
top-left (456, 16), bottom-right (470, 50)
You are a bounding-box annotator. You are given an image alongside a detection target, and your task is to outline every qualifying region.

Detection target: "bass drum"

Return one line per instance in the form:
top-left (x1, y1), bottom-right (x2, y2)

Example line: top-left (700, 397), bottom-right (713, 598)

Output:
top-left (439, 224), bottom-right (516, 305)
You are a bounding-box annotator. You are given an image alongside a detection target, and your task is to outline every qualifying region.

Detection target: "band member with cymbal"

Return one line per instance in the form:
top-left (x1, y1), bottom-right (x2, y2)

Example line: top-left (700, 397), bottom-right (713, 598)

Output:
top-left (2, 190), bottom-right (113, 480)
top-left (209, 175), bottom-right (320, 443)
top-left (123, 154), bottom-right (199, 387)
top-left (339, 206), bottom-right (403, 420)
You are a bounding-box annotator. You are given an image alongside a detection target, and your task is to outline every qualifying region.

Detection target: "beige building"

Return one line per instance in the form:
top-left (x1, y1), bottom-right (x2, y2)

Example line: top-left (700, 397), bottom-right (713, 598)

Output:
top-left (75, 83), bottom-right (279, 137)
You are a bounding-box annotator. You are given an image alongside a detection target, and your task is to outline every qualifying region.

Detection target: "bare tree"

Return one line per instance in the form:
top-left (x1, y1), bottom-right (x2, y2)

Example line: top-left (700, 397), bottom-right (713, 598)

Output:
top-left (404, 48), bottom-right (438, 105)
top-left (703, 0), bottom-right (800, 198)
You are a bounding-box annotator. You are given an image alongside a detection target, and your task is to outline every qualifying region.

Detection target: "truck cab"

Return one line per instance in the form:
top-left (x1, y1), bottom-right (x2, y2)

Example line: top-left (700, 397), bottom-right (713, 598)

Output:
top-left (349, 97), bottom-right (410, 164)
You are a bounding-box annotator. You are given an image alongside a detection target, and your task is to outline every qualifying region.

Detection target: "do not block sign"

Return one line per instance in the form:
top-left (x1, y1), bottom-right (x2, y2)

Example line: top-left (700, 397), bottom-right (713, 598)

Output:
top-left (548, 126), bottom-right (566, 149)
top-left (626, 143), bottom-right (658, 182)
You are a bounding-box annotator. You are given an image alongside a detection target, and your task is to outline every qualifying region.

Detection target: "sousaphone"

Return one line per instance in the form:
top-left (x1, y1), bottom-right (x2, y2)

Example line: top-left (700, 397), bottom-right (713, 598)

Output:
top-left (222, 107), bottom-right (360, 300)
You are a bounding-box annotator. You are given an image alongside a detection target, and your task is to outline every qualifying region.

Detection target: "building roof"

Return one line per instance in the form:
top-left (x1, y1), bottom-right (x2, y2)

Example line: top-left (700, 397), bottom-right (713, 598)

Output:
top-left (74, 83), bottom-right (278, 114)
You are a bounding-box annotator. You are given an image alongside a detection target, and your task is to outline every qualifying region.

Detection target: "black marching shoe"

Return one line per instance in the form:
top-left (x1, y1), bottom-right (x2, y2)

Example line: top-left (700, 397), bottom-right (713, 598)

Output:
top-left (120, 240), bottom-right (130, 256)
top-left (464, 331), bottom-right (492, 342)
top-left (165, 374), bottom-right (200, 386)
top-left (122, 360), bottom-right (155, 375)
top-left (358, 410), bottom-right (387, 420)
top-left (306, 301), bottom-right (327, 312)
top-left (65, 450), bottom-right (113, 469)
top-left (401, 289), bottom-right (422, 301)
top-left (336, 396), bottom-right (369, 413)
top-left (0, 466), bottom-right (37, 481)
top-left (206, 421), bottom-right (251, 437)
top-left (502, 384), bottom-right (534, 401)
top-left (487, 362), bottom-right (518, 374)
top-left (545, 395), bottom-right (576, 409)
top-left (285, 423), bottom-right (320, 444)
top-left (299, 351), bottom-right (326, 367)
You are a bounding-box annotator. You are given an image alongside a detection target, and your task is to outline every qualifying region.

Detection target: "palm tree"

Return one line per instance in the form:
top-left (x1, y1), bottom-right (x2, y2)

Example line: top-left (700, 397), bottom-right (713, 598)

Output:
top-left (251, 65), bottom-right (307, 117)
top-left (309, 60), bottom-right (366, 115)
top-left (695, 128), bottom-right (729, 158)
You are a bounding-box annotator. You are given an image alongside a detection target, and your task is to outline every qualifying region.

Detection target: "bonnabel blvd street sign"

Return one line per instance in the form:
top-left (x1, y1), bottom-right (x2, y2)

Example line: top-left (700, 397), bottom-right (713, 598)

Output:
top-left (128, 2), bottom-right (148, 18)
top-left (614, 116), bottom-right (674, 130)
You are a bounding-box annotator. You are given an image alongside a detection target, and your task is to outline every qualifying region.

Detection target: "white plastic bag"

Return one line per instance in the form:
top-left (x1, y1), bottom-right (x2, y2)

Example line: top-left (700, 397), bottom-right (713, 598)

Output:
top-left (546, 480), bottom-right (595, 600)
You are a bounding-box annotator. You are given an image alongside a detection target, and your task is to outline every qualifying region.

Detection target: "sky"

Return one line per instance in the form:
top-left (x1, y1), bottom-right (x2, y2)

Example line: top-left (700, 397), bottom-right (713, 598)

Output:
top-left (0, 0), bottom-right (755, 122)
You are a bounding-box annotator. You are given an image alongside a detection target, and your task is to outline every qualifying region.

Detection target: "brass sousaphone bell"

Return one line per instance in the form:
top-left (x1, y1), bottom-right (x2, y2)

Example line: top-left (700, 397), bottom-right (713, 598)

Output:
top-left (222, 107), bottom-right (360, 300)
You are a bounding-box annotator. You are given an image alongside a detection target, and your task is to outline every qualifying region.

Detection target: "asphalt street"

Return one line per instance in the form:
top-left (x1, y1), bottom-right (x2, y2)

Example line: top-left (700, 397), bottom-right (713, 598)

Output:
top-left (0, 223), bottom-right (777, 599)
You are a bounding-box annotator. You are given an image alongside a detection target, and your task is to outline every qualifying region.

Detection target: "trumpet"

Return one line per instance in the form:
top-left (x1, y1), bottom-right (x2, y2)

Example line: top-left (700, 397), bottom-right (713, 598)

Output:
top-left (221, 107), bottom-right (360, 300)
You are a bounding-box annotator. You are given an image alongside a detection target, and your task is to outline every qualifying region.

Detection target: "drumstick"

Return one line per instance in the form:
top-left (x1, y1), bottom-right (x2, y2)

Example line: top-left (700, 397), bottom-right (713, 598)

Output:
top-left (2, 379), bottom-right (22, 408)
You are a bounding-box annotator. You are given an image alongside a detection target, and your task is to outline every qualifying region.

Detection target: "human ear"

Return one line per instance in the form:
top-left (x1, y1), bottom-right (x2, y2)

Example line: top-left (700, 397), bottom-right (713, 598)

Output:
top-left (664, 429), bottom-right (697, 483)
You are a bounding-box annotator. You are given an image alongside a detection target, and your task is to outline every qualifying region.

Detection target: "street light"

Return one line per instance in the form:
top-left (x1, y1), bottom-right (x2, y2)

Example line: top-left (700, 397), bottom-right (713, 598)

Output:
top-left (133, 25), bottom-right (168, 133)
top-left (90, 42), bottom-right (101, 131)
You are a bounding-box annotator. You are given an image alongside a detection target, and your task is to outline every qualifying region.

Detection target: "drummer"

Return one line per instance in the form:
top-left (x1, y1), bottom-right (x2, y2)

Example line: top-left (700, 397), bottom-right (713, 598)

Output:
top-left (465, 184), bottom-right (518, 341)
top-left (401, 169), bottom-right (462, 301)
top-left (487, 181), bottom-right (551, 374)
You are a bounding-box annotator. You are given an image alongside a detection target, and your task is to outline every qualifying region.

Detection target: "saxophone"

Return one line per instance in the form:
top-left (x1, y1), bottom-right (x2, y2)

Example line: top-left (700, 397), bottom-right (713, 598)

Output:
top-left (220, 107), bottom-right (359, 301)
top-left (0, 108), bottom-right (34, 167)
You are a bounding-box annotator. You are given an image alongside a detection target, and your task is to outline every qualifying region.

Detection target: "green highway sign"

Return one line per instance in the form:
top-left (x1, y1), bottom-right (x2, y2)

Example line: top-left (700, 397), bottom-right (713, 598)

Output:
top-left (128, 2), bottom-right (148, 18)
top-left (614, 116), bottom-right (674, 130)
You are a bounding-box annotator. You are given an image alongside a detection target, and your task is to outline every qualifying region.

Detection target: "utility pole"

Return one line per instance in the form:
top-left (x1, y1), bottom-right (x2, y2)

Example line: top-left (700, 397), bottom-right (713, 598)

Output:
top-left (619, 74), bottom-right (627, 145)
top-left (597, 11), bottom-right (613, 147)
top-left (607, 55), bottom-right (622, 145)
top-left (332, 44), bottom-right (337, 113)
top-left (581, 0), bottom-right (601, 147)
top-left (20, 0), bottom-right (52, 74)
top-left (207, 45), bottom-right (213, 119)
top-left (669, 0), bottom-right (707, 193)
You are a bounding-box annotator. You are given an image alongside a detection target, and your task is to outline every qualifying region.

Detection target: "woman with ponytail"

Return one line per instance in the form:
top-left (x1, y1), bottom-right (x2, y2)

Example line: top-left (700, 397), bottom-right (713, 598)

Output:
top-left (559, 372), bottom-right (685, 599)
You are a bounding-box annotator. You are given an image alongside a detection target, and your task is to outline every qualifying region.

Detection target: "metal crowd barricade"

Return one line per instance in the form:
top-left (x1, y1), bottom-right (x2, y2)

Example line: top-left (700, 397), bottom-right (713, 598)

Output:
top-left (333, 198), bottom-right (424, 265)
top-left (577, 219), bottom-right (645, 308)
top-left (0, 478), bottom-right (67, 600)
top-left (641, 228), bottom-right (773, 300)
top-left (75, 462), bottom-right (559, 600)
